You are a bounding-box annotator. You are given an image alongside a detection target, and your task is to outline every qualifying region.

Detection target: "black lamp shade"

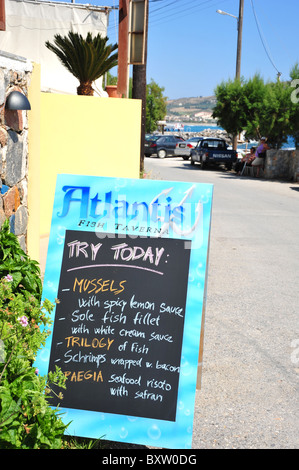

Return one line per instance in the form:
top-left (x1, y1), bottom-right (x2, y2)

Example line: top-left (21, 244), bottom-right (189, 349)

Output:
top-left (5, 91), bottom-right (31, 110)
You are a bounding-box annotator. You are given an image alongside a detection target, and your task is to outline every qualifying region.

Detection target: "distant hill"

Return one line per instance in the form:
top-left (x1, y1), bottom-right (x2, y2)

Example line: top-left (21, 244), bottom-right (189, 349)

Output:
top-left (166, 96), bottom-right (217, 122)
top-left (167, 96), bottom-right (216, 116)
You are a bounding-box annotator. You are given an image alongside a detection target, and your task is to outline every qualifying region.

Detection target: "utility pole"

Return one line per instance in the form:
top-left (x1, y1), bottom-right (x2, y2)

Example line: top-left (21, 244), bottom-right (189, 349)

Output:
top-left (236, 0), bottom-right (244, 80)
top-left (234, 0), bottom-right (244, 150)
top-left (217, 2), bottom-right (244, 150)
top-left (131, 0), bottom-right (149, 173)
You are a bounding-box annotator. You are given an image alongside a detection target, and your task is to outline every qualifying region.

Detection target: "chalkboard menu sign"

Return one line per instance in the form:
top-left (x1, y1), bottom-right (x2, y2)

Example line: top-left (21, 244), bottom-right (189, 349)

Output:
top-left (49, 230), bottom-right (190, 421)
top-left (35, 174), bottom-right (213, 449)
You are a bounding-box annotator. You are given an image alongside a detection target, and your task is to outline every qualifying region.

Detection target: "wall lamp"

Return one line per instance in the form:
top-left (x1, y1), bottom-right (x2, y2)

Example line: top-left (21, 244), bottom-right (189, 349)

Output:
top-left (5, 90), bottom-right (31, 110)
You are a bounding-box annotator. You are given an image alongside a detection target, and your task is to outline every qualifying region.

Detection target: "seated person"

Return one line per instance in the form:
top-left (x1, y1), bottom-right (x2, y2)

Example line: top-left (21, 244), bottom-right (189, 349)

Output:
top-left (235, 146), bottom-right (256, 175)
top-left (251, 137), bottom-right (269, 176)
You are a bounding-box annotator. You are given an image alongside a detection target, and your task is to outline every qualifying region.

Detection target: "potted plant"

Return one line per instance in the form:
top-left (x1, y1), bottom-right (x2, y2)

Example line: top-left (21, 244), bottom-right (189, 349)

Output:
top-left (45, 31), bottom-right (118, 96)
top-left (105, 85), bottom-right (121, 98)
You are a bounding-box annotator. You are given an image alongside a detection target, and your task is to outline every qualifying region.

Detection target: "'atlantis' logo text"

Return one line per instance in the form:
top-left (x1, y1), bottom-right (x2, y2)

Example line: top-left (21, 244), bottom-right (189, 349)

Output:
top-left (57, 185), bottom-right (203, 247)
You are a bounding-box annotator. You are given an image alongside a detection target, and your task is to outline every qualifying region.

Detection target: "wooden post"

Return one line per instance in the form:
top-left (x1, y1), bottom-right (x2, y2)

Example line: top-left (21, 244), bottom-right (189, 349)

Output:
top-left (0, 0), bottom-right (6, 31)
top-left (196, 241), bottom-right (211, 390)
top-left (196, 304), bottom-right (205, 390)
top-left (117, 0), bottom-right (130, 98)
top-left (132, 0), bottom-right (149, 173)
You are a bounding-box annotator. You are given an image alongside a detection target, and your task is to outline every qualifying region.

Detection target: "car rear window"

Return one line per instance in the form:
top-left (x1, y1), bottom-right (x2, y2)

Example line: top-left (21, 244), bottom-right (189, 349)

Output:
top-left (202, 140), bottom-right (226, 149)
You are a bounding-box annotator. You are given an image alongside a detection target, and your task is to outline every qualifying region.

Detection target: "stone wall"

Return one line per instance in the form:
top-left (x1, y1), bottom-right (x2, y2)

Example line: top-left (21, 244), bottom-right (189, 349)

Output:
top-left (265, 149), bottom-right (299, 182)
top-left (0, 51), bottom-right (33, 252)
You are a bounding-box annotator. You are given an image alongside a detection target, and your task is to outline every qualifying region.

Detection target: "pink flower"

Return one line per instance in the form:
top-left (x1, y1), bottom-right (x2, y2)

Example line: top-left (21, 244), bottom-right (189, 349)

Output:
top-left (18, 315), bottom-right (28, 327)
top-left (4, 274), bottom-right (13, 282)
top-left (35, 368), bottom-right (39, 375)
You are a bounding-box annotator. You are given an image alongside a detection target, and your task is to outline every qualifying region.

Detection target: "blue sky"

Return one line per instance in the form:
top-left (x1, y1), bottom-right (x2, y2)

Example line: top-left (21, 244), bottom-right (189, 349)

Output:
top-left (70, 0), bottom-right (299, 99)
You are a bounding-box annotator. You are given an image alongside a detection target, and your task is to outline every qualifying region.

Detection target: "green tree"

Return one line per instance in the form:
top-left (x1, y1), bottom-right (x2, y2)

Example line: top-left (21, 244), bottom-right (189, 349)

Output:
top-left (261, 79), bottom-right (293, 148)
top-left (213, 74), bottom-right (294, 148)
top-left (212, 78), bottom-right (245, 136)
top-left (46, 32), bottom-right (118, 96)
top-left (106, 71), bottom-right (118, 86)
top-left (241, 74), bottom-right (268, 140)
top-left (146, 79), bottom-right (167, 133)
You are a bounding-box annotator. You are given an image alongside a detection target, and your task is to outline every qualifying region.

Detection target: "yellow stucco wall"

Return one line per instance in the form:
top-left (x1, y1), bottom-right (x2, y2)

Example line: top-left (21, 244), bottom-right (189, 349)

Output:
top-left (27, 63), bottom-right (41, 262)
top-left (27, 74), bottom-right (141, 263)
top-left (39, 93), bottom-right (141, 237)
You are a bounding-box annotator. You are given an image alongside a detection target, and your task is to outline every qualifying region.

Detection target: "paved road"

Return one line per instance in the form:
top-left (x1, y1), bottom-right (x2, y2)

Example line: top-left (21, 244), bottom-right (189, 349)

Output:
top-left (144, 156), bottom-right (299, 449)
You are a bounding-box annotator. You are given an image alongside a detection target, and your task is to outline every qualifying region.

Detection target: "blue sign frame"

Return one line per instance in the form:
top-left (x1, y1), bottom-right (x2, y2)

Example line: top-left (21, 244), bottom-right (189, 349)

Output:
top-left (35, 174), bottom-right (213, 449)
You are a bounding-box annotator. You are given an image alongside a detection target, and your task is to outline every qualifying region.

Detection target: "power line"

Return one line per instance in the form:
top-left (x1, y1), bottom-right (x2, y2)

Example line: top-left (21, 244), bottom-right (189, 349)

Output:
top-left (148, 0), bottom-right (231, 27)
top-left (250, 0), bottom-right (281, 77)
top-left (150, 0), bottom-right (215, 17)
top-left (252, 0), bottom-right (294, 69)
top-left (106, 0), bottom-right (231, 45)
top-left (151, 0), bottom-right (179, 10)
top-left (150, 0), bottom-right (183, 15)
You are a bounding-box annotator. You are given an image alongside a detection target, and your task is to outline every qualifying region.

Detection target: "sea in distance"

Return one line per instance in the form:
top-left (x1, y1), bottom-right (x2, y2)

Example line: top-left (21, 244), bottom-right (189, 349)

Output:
top-left (166, 123), bottom-right (295, 149)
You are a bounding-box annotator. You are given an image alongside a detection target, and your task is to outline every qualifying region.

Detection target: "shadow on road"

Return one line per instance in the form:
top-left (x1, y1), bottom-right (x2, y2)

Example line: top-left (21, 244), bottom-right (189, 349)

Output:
top-left (145, 156), bottom-right (299, 189)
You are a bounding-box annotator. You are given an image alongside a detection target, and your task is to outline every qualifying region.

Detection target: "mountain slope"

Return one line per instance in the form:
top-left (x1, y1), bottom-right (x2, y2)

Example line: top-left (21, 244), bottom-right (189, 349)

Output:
top-left (166, 96), bottom-right (216, 119)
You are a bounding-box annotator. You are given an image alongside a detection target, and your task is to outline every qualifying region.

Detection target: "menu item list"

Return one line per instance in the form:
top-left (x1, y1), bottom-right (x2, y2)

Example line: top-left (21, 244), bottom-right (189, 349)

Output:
top-left (48, 230), bottom-right (191, 422)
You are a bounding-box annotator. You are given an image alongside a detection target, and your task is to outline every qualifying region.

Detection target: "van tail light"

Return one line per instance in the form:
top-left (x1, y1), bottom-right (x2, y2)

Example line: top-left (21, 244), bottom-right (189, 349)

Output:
top-left (150, 143), bottom-right (157, 148)
top-left (187, 144), bottom-right (193, 148)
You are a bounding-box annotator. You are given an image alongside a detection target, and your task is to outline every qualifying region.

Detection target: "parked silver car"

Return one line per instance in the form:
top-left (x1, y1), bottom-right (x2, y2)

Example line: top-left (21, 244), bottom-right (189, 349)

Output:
top-left (174, 137), bottom-right (203, 160)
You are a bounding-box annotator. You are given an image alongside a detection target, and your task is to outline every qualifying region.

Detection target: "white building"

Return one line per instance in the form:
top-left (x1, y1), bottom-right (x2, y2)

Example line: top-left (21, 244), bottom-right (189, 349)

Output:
top-left (0, 0), bottom-right (111, 94)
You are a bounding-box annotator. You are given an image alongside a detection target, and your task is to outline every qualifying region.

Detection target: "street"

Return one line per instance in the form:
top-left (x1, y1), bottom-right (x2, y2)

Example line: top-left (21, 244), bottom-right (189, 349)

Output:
top-left (144, 156), bottom-right (299, 449)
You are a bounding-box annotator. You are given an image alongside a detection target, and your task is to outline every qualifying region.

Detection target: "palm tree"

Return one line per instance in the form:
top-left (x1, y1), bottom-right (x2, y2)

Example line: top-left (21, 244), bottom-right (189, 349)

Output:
top-left (45, 31), bottom-right (118, 96)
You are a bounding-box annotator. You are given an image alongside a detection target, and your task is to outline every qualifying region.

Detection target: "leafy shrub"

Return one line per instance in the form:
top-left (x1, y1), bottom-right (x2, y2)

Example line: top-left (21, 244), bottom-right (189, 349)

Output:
top-left (0, 220), bottom-right (42, 302)
top-left (0, 222), bottom-right (68, 449)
